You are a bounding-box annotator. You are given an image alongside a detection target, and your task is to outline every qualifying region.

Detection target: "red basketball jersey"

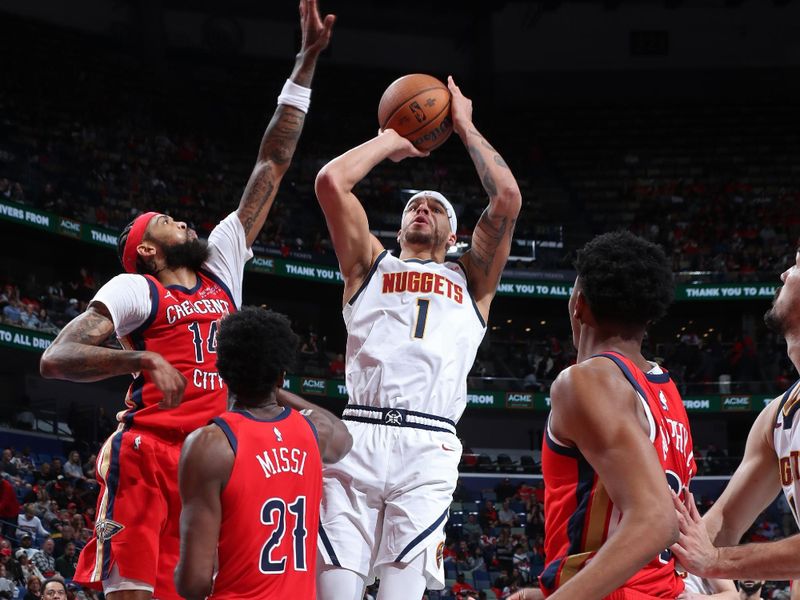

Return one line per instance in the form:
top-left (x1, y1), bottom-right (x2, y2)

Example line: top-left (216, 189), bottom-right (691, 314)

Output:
top-left (210, 408), bottom-right (322, 600)
top-left (118, 270), bottom-right (235, 439)
top-left (541, 351), bottom-right (696, 598)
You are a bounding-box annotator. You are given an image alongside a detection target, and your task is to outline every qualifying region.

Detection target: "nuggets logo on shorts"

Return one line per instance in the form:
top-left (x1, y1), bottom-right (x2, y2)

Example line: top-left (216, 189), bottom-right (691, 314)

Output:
top-left (436, 541), bottom-right (445, 569)
top-left (95, 519), bottom-right (125, 542)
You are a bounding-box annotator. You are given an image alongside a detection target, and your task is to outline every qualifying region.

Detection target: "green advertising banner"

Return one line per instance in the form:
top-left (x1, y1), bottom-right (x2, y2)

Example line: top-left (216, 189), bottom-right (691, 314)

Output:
top-left (0, 324), bottom-right (54, 353)
top-left (0, 198), bottom-right (780, 301)
top-left (0, 322), bottom-right (775, 413)
top-left (676, 284), bottom-right (778, 301)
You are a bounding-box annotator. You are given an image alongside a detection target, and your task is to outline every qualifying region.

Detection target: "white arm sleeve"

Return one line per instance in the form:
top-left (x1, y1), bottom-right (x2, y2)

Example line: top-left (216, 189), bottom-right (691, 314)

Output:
top-left (203, 212), bottom-right (253, 308)
top-left (91, 275), bottom-right (153, 338)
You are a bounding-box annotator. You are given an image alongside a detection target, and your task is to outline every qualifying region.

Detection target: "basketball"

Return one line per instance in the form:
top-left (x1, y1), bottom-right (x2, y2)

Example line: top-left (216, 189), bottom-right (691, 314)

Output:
top-left (378, 74), bottom-right (453, 152)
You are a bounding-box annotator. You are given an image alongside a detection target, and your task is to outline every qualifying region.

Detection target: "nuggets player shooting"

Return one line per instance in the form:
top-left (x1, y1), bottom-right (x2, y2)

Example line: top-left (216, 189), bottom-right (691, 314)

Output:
top-left (314, 76), bottom-right (522, 600)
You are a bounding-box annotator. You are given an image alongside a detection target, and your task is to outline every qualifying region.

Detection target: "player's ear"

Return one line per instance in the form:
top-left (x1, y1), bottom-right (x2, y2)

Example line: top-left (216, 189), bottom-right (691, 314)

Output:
top-left (137, 241), bottom-right (157, 260)
top-left (573, 290), bottom-right (587, 322)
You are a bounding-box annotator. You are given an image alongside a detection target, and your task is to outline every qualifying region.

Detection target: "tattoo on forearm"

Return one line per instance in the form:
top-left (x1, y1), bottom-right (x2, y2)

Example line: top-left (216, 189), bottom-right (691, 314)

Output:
top-left (46, 312), bottom-right (132, 380)
top-left (239, 106), bottom-right (306, 237)
top-left (470, 208), bottom-right (517, 277)
top-left (466, 129), bottom-right (510, 199)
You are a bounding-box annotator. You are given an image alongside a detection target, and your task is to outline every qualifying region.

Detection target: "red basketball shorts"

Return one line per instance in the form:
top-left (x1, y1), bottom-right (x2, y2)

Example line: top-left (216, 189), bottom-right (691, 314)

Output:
top-left (74, 427), bottom-right (183, 600)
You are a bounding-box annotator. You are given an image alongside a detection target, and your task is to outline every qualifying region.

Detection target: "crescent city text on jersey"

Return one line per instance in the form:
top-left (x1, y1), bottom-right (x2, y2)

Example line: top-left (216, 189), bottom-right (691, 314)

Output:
top-left (165, 297), bottom-right (232, 324)
top-left (381, 271), bottom-right (463, 303)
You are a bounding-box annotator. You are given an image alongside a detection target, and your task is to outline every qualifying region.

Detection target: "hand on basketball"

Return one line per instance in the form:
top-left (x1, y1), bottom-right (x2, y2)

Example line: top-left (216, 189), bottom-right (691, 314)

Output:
top-left (298, 0), bottom-right (335, 57)
top-left (447, 76), bottom-right (473, 135)
top-left (378, 128), bottom-right (430, 162)
top-left (141, 352), bottom-right (187, 409)
top-left (670, 490), bottom-right (720, 578)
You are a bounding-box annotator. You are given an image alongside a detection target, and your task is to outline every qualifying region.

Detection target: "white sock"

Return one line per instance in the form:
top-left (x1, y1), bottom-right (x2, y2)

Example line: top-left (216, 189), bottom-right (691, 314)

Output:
top-left (316, 562), bottom-right (367, 600)
top-left (376, 553), bottom-right (427, 600)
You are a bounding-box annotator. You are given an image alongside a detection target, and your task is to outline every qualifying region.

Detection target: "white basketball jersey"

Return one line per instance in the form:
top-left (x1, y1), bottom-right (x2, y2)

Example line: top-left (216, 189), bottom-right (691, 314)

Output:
top-left (343, 251), bottom-right (487, 423)
top-left (774, 379), bottom-right (800, 527)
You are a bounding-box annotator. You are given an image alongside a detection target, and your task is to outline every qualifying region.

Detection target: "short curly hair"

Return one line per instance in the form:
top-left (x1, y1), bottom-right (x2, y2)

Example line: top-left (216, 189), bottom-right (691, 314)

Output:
top-left (216, 307), bottom-right (299, 403)
top-left (574, 230), bottom-right (674, 327)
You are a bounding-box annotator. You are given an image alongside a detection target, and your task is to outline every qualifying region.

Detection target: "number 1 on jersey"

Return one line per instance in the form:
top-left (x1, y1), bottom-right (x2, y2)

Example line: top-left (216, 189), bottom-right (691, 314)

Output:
top-left (413, 298), bottom-right (430, 339)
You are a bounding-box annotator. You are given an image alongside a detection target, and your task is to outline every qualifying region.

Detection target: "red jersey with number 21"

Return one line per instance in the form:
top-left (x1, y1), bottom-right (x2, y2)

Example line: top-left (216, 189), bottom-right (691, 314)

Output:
top-left (118, 270), bottom-right (235, 438)
top-left (541, 351), bottom-right (696, 599)
top-left (210, 407), bottom-right (322, 599)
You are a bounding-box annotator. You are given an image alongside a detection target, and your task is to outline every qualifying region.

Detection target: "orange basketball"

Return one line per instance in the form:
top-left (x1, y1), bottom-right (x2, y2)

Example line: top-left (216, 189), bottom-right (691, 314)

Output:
top-left (378, 74), bottom-right (452, 152)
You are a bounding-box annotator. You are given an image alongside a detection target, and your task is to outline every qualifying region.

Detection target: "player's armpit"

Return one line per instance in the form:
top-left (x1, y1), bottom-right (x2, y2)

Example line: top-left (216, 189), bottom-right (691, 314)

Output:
top-left (279, 390), bottom-right (352, 462)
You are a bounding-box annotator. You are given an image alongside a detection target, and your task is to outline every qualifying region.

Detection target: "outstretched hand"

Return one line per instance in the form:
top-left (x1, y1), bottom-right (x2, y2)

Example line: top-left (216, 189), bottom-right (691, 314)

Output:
top-left (670, 490), bottom-right (720, 578)
top-left (448, 75), bottom-right (473, 135)
top-left (299, 0), bottom-right (335, 57)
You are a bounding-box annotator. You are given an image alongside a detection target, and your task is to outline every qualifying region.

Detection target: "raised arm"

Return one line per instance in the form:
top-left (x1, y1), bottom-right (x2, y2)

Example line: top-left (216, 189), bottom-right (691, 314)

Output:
top-left (275, 389), bottom-right (352, 463)
top-left (547, 362), bottom-right (679, 600)
top-left (671, 398), bottom-right (791, 580)
top-left (450, 77), bottom-right (522, 321)
top-left (236, 0), bottom-right (334, 248)
top-left (315, 130), bottom-right (425, 303)
top-left (174, 425), bottom-right (232, 600)
top-left (39, 304), bottom-right (186, 408)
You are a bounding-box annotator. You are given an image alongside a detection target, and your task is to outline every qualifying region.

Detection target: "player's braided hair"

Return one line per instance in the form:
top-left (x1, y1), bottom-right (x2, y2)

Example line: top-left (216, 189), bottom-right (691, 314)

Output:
top-left (574, 230), bottom-right (674, 327)
top-left (216, 307), bottom-right (299, 403)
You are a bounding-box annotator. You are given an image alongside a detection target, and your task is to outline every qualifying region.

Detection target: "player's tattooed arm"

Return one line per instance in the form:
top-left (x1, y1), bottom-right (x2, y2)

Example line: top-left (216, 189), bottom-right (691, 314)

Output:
top-left (40, 304), bottom-right (186, 407)
top-left (236, 0), bottom-right (335, 247)
top-left (448, 76), bottom-right (521, 319)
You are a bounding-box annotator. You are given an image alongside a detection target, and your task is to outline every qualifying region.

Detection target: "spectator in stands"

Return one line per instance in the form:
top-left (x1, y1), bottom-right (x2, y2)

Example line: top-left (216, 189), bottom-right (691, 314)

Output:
top-left (15, 449), bottom-right (35, 475)
top-left (61, 453), bottom-right (83, 483)
top-left (0, 563), bottom-right (17, 600)
top-left (451, 573), bottom-right (476, 598)
top-left (498, 499), bottom-right (519, 527)
top-left (512, 544), bottom-right (531, 583)
top-left (328, 352), bottom-right (345, 378)
top-left (22, 575), bottom-right (44, 600)
top-left (480, 499), bottom-right (499, 529)
top-left (35, 464), bottom-right (54, 483)
top-left (23, 575), bottom-right (42, 600)
top-left (37, 310), bottom-right (59, 335)
top-left (62, 300), bottom-right (79, 321)
top-left (48, 460), bottom-right (62, 481)
top-left (20, 304), bottom-right (41, 329)
top-left (16, 504), bottom-right (49, 541)
top-left (31, 538), bottom-right (55, 578)
top-left (15, 551), bottom-right (43, 587)
top-left (462, 513), bottom-right (483, 545)
top-left (53, 526), bottom-right (75, 558)
top-left (16, 535), bottom-right (36, 560)
top-left (495, 478), bottom-right (516, 502)
top-left (80, 455), bottom-right (95, 482)
top-left (0, 450), bottom-right (21, 485)
top-left (54, 543), bottom-right (75, 580)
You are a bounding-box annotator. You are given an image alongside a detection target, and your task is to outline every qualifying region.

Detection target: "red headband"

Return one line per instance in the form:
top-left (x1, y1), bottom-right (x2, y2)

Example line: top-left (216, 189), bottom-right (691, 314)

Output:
top-left (122, 212), bottom-right (158, 274)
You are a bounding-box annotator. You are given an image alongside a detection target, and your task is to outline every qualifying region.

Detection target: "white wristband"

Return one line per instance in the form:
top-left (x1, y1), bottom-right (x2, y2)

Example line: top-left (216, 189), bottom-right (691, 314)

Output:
top-left (278, 79), bottom-right (311, 113)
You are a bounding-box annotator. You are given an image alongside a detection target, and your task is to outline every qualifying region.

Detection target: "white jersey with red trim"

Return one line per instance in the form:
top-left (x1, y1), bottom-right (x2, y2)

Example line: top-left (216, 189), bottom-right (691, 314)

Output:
top-left (774, 379), bottom-right (800, 527)
top-left (342, 251), bottom-right (486, 423)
